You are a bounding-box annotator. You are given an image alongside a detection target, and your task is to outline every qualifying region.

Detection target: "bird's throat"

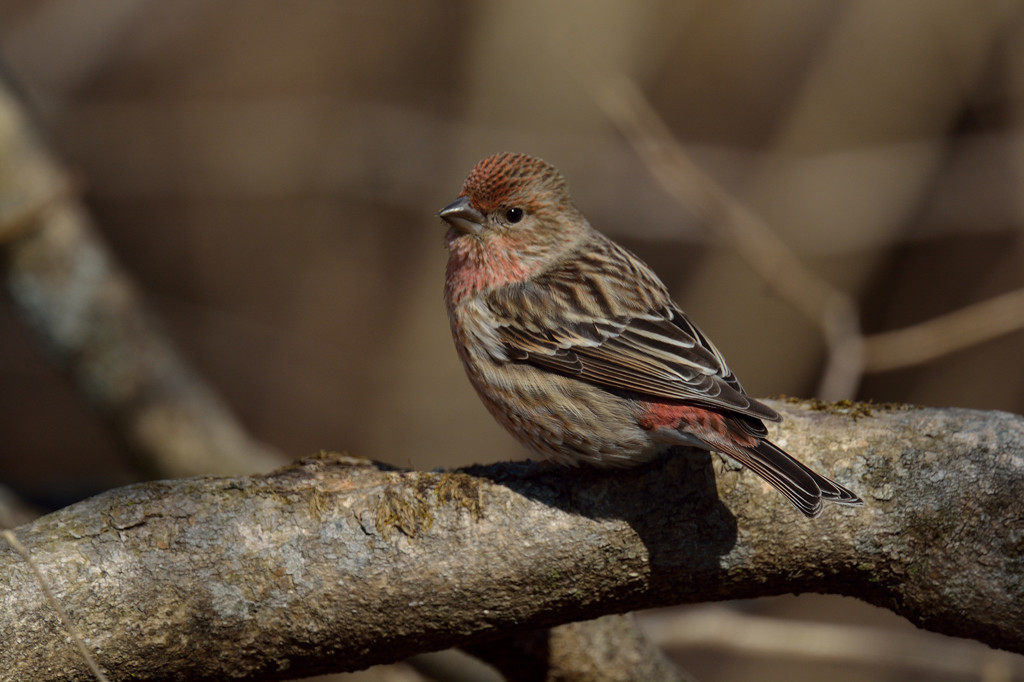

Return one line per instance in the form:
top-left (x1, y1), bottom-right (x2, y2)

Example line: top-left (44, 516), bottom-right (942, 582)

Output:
top-left (444, 234), bottom-right (534, 305)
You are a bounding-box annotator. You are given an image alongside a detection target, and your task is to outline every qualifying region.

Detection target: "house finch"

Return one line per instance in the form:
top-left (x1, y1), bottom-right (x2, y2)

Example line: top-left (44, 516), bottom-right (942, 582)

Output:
top-left (439, 152), bottom-right (861, 517)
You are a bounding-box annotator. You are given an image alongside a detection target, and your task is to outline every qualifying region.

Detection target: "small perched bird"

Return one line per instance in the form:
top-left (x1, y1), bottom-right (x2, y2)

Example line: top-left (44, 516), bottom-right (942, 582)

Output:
top-left (439, 152), bottom-right (861, 517)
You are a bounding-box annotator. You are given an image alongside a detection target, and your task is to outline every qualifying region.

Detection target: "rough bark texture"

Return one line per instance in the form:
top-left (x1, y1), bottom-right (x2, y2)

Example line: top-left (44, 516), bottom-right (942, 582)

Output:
top-left (1, 401), bottom-right (1022, 681)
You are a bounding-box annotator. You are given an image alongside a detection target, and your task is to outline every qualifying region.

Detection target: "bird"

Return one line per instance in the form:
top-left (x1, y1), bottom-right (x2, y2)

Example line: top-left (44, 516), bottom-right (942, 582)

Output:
top-left (438, 152), bottom-right (861, 517)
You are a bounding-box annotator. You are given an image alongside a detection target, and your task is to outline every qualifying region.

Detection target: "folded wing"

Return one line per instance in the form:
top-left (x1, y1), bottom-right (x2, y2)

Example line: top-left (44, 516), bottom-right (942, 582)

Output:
top-left (484, 237), bottom-right (779, 423)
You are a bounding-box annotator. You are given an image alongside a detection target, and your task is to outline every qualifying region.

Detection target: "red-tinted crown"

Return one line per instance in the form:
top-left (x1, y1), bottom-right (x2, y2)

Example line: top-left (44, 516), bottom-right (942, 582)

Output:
top-left (460, 152), bottom-right (569, 212)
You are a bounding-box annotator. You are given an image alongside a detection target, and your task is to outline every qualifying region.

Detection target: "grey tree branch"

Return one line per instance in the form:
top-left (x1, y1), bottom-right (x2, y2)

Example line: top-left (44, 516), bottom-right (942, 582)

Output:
top-left (1, 402), bottom-right (1022, 681)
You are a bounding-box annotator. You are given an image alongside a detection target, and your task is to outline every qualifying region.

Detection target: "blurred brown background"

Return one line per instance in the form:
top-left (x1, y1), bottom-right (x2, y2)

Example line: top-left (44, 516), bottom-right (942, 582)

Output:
top-left (1, 1), bottom-right (1023, 681)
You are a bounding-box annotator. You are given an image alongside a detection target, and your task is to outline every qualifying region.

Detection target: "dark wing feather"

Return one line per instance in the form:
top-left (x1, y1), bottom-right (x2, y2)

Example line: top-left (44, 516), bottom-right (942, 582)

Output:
top-left (484, 235), bottom-right (779, 422)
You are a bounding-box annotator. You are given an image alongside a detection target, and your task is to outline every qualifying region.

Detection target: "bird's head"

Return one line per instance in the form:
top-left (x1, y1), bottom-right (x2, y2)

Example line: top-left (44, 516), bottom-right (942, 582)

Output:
top-left (439, 153), bottom-right (588, 286)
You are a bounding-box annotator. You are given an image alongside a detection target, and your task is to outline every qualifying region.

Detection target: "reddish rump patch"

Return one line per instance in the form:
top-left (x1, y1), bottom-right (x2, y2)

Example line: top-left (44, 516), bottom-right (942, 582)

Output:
top-left (637, 402), bottom-right (687, 431)
top-left (637, 402), bottom-right (757, 446)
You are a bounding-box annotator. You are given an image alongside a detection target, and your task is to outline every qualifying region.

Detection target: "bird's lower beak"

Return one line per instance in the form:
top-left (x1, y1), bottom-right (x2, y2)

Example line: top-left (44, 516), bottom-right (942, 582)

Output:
top-left (439, 196), bottom-right (485, 235)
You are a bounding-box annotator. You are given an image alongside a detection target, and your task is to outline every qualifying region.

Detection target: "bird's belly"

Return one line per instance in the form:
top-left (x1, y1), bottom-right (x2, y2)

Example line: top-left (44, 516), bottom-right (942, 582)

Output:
top-left (463, 356), bottom-right (660, 467)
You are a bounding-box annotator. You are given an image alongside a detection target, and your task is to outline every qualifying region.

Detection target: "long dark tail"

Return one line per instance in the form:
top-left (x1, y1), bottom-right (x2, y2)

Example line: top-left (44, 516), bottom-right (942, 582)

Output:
top-left (716, 439), bottom-right (862, 518)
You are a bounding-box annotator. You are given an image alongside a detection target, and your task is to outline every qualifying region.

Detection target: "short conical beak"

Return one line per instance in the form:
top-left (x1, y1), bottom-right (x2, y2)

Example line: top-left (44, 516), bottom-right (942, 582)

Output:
top-left (438, 196), bottom-right (485, 235)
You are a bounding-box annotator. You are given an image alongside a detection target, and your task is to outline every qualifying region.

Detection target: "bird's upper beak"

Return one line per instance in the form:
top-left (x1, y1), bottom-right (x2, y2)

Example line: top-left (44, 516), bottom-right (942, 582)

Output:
top-left (438, 196), bottom-right (485, 235)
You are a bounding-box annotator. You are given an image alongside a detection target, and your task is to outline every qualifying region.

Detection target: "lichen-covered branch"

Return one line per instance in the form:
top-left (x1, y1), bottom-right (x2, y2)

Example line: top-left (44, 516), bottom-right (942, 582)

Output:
top-left (1, 402), bottom-right (1023, 681)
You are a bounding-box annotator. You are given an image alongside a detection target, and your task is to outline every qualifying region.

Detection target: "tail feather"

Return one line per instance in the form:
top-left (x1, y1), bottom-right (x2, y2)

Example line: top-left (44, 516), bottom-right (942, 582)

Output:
top-left (715, 439), bottom-right (862, 518)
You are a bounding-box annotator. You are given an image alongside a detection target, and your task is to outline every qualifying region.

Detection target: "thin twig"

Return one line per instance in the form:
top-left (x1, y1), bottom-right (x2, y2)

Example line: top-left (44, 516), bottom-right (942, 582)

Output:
top-left (863, 287), bottom-right (1024, 372)
top-left (585, 65), bottom-right (865, 399)
top-left (584, 62), bottom-right (1024, 393)
top-left (2, 529), bottom-right (110, 682)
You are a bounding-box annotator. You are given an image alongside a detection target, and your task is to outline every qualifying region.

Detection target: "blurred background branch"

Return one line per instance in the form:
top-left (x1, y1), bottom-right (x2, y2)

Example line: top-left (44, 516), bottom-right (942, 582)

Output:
top-left (588, 65), bottom-right (867, 399)
top-left (589, 63), bottom-right (1024, 399)
top-left (639, 607), bottom-right (1024, 681)
top-left (0, 64), bottom-right (283, 479)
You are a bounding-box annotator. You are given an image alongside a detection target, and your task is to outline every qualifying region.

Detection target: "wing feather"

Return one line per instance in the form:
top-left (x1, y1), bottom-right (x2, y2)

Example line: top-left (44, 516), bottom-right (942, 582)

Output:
top-left (484, 235), bottom-right (779, 422)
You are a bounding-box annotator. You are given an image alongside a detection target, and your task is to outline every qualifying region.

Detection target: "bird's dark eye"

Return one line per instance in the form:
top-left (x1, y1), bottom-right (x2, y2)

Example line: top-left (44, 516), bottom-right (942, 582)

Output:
top-left (505, 207), bottom-right (524, 224)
